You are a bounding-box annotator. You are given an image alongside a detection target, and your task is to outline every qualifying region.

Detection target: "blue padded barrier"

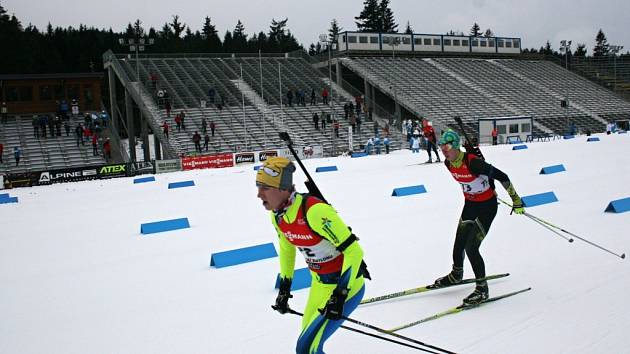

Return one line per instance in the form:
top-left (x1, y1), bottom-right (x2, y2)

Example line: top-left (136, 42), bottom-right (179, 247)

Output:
top-left (275, 267), bottom-right (312, 291)
top-left (210, 242), bottom-right (277, 268)
top-left (587, 137), bottom-right (600, 142)
top-left (134, 176), bottom-right (156, 184)
top-left (0, 193), bottom-right (9, 199)
top-left (563, 135), bottom-right (575, 139)
top-left (512, 145), bottom-right (528, 150)
top-left (254, 165), bottom-right (262, 170)
top-left (168, 180), bottom-right (195, 189)
top-left (522, 191), bottom-right (558, 208)
top-left (618, 131), bottom-right (627, 134)
top-left (540, 164), bottom-right (566, 175)
top-left (351, 152), bottom-right (368, 158)
top-left (141, 217), bottom-right (190, 234)
top-left (0, 196), bottom-right (18, 204)
top-left (392, 185), bottom-right (427, 197)
top-left (605, 197), bottom-right (630, 214)
top-left (316, 166), bottom-right (338, 173)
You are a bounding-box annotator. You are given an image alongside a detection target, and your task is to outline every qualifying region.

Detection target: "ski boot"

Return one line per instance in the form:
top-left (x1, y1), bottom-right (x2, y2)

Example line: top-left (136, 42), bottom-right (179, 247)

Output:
top-left (463, 281), bottom-right (489, 306)
top-left (432, 266), bottom-right (463, 288)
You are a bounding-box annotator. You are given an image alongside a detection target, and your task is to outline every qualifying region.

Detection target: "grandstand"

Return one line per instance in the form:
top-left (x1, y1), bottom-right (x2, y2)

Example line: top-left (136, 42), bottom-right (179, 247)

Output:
top-left (340, 56), bottom-right (630, 138)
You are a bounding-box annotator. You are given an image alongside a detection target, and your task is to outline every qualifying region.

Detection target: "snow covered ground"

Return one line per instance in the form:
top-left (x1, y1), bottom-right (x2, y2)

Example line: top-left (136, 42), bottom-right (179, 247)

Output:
top-left (1, 133), bottom-right (629, 354)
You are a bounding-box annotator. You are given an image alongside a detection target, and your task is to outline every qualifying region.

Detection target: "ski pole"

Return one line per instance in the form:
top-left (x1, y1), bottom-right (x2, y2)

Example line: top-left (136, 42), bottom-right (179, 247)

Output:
top-left (319, 311), bottom-right (457, 354)
top-left (498, 198), bottom-right (625, 259)
top-left (497, 198), bottom-right (573, 242)
top-left (286, 309), bottom-right (441, 353)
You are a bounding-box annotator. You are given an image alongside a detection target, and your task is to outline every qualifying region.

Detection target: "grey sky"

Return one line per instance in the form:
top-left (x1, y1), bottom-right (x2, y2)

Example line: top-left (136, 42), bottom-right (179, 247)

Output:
top-left (5, 0), bottom-right (630, 54)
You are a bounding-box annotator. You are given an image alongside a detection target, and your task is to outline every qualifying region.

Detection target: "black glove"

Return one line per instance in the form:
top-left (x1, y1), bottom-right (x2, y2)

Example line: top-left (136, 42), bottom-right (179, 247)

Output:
top-left (321, 287), bottom-right (349, 320)
top-left (272, 277), bottom-right (292, 314)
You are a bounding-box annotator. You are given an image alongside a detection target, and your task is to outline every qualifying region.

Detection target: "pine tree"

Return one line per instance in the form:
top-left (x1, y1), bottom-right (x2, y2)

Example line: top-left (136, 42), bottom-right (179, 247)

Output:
top-left (133, 19), bottom-right (144, 38)
top-left (574, 43), bottom-right (587, 57)
top-left (232, 20), bottom-right (248, 52)
top-left (379, 0), bottom-right (397, 33)
top-left (223, 30), bottom-right (233, 52)
top-left (355, 0), bottom-right (380, 32)
top-left (201, 16), bottom-right (222, 52)
top-left (170, 15), bottom-right (186, 38)
top-left (593, 29), bottom-right (609, 57)
top-left (328, 18), bottom-right (343, 43)
top-left (308, 43), bottom-right (316, 56)
top-left (268, 17), bottom-right (288, 50)
top-left (483, 28), bottom-right (494, 37)
top-left (404, 21), bottom-right (413, 34)
top-left (470, 23), bottom-right (481, 37)
top-left (543, 40), bottom-right (553, 55)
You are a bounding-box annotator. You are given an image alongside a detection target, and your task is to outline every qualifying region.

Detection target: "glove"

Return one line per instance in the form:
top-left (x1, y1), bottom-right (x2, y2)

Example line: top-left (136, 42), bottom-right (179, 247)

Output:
top-left (272, 277), bottom-right (292, 314)
top-left (511, 197), bottom-right (525, 215)
top-left (321, 287), bottom-right (349, 320)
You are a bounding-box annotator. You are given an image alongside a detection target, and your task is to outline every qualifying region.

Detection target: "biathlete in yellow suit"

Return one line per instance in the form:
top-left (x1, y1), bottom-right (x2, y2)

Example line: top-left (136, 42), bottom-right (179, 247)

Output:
top-left (256, 157), bottom-right (369, 354)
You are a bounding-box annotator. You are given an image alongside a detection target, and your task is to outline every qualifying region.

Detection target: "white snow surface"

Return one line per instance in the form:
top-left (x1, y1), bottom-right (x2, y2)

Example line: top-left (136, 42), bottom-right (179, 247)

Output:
top-left (1, 133), bottom-right (629, 354)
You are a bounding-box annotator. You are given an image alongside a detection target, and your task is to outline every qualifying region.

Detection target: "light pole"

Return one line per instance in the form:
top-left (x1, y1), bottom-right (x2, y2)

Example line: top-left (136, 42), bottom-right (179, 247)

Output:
top-left (320, 34), bottom-right (337, 155)
top-left (389, 36), bottom-right (401, 126)
top-left (560, 40), bottom-right (572, 131)
top-left (119, 36), bottom-right (154, 81)
top-left (610, 45), bottom-right (624, 92)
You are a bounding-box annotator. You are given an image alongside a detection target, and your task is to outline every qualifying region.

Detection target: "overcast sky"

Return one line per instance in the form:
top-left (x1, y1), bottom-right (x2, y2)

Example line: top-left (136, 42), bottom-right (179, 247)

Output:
top-left (5, 0), bottom-right (629, 54)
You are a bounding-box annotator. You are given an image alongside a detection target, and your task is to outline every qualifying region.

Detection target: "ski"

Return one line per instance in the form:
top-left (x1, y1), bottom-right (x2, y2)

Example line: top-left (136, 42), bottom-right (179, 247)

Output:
top-left (360, 273), bottom-right (509, 305)
top-left (388, 287), bottom-right (532, 332)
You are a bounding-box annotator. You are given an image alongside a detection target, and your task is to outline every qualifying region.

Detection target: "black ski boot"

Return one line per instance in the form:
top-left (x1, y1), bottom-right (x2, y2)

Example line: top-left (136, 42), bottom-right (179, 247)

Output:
top-left (463, 281), bottom-right (489, 305)
top-left (433, 266), bottom-right (463, 288)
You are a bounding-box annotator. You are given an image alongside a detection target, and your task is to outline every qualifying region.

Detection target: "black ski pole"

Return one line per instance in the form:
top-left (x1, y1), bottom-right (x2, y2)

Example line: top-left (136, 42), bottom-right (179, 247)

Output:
top-left (321, 311), bottom-right (457, 354)
top-left (279, 131), bottom-right (327, 203)
top-left (286, 309), bottom-right (442, 353)
top-left (497, 197), bottom-right (573, 242)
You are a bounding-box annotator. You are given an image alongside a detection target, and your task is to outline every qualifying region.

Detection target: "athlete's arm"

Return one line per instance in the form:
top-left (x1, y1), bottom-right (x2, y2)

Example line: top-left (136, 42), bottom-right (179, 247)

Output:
top-left (271, 213), bottom-right (296, 280)
top-left (306, 203), bottom-right (364, 289)
top-left (469, 157), bottom-right (523, 206)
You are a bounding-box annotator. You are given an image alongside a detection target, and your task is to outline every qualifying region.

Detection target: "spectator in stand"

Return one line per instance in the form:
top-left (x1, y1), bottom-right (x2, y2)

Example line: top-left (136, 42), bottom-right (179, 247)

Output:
top-left (162, 121), bottom-right (170, 139)
top-left (192, 131), bottom-right (202, 153)
top-left (175, 113), bottom-right (182, 131)
top-left (40, 115), bottom-right (48, 138)
top-left (333, 119), bottom-right (340, 138)
top-left (203, 132), bottom-right (210, 152)
top-left (83, 125), bottom-right (90, 143)
top-left (150, 72), bottom-right (159, 91)
top-left (383, 136), bottom-right (390, 154)
top-left (75, 124), bottom-right (84, 146)
top-left (0, 102), bottom-right (7, 124)
top-left (92, 133), bottom-right (98, 156)
top-left (103, 138), bottom-right (112, 161)
top-left (165, 100), bottom-right (172, 118)
top-left (374, 135), bottom-right (381, 155)
top-left (201, 117), bottom-right (207, 134)
top-left (0, 142), bottom-right (3, 163)
top-left (349, 113), bottom-right (357, 133)
top-left (55, 116), bottom-right (62, 136)
top-left (365, 137), bottom-right (373, 155)
top-left (321, 113), bottom-right (327, 130)
top-left (411, 135), bottom-right (421, 153)
top-left (310, 88), bottom-right (316, 105)
top-left (59, 100), bottom-right (69, 120)
top-left (286, 89), bottom-right (293, 107)
top-left (14, 146), bottom-right (21, 166)
top-left (384, 122), bottom-right (390, 136)
top-left (210, 120), bottom-right (216, 137)
top-left (179, 111), bottom-right (186, 130)
top-left (343, 102), bottom-right (349, 120)
top-left (100, 111), bottom-right (109, 127)
top-left (64, 121), bottom-right (70, 136)
top-left (32, 115), bottom-right (40, 138)
top-left (422, 120), bottom-right (441, 163)
top-left (491, 127), bottom-right (498, 145)
top-left (322, 87), bottom-right (329, 105)
top-left (71, 99), bottom-right (79, 117)
top-left (313, 113), bottom-right (319, 130)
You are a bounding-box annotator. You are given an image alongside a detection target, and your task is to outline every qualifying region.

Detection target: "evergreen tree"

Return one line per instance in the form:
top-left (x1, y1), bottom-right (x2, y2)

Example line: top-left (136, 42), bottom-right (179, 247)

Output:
top-left (232, 20), bottom-right (248, 52)
top-left (308, 43), bottom-right (316, 56)
top-left (404, 21), bottom-right (413, 34)
top-left (593, 29), bottom-right (609, 57)
top-left (170, 15), bottom-right (186, 38)
top-left (574, 43), bottom-right (587, 57)
top-left (355, 0), bottom-right (380, 32)
top-left (379, 0), bottom-right (397, 33)
top-left (160, 22), bottom-right (173, 41)
top-left (328, 18), bottom-right (343, 43)
top-left (201, 16), bottom-right (222, 52)
top-left (133, 19), bottom-right (145, 38)
top-left (483, 28), bottom-right (494, 37)
top-left (268, 17), bottom-right (288, 51)
top-left (542, 40), bottom-right (553, 55)
top-left (470, 23), bottom-right (481, 37)
top-left (223, 30), bottom-right (233, 52)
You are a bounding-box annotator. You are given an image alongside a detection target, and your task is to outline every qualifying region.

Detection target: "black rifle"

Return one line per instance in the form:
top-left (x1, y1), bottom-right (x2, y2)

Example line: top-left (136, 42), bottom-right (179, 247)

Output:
top-left (454, 116), bottom-right (484, 159)
top-left (279, 132), bottom-right (328, 203)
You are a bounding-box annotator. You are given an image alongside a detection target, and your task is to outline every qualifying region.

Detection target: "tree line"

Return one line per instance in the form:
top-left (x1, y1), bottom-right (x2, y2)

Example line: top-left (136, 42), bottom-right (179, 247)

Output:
top-left (0, 2), bottom-right (301, 74)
